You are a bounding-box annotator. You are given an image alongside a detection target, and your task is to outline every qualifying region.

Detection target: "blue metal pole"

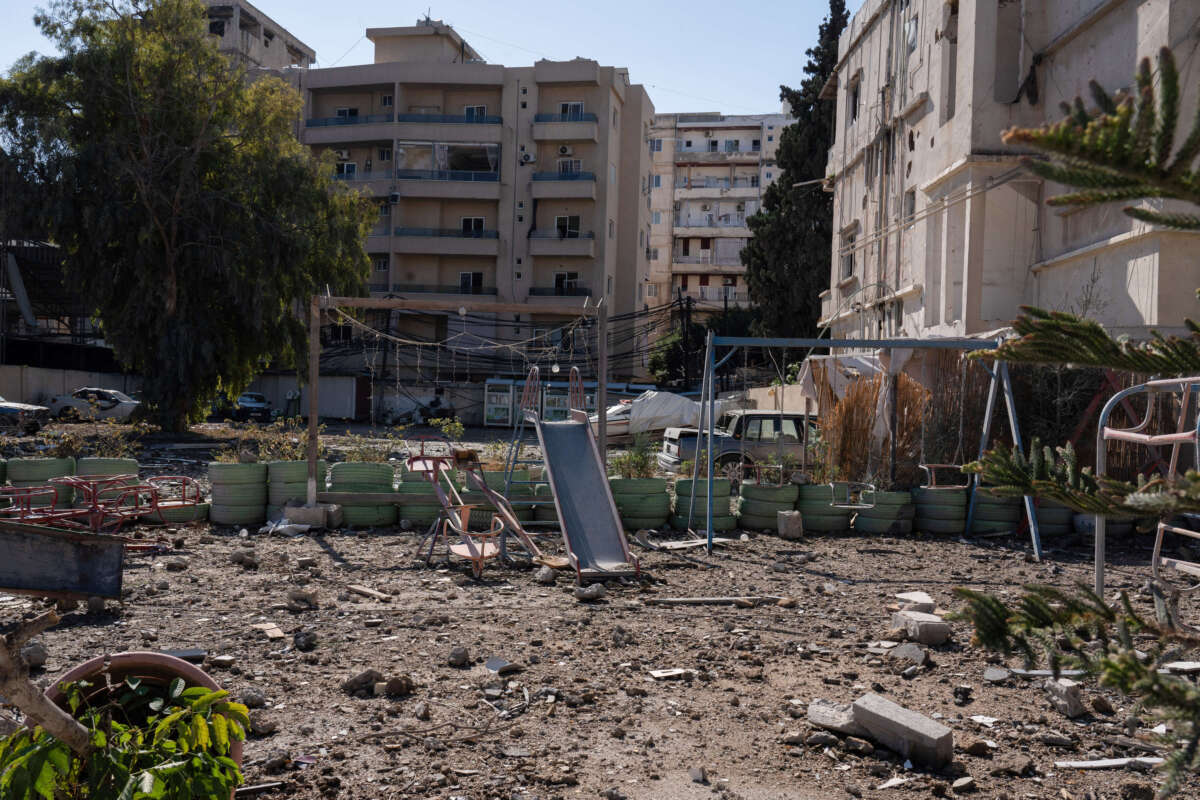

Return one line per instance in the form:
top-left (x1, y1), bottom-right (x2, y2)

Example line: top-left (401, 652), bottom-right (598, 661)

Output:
top-left (706, 331), bottom-right (715, 554)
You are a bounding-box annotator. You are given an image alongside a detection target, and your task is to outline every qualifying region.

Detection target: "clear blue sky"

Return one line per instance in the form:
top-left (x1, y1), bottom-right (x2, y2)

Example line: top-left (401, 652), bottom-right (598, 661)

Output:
top-left (0, 0), bottom-right (860, 115)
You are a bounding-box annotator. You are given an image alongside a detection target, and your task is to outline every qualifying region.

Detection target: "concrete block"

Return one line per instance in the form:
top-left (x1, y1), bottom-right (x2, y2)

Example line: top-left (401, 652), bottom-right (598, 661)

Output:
top-left (778, 511), bottom-right (804, 540)
top-left (1045, 678), bottom-right (1086, 719)
top-left (892, 610), bottom-right (952, 645)
top-left (282, 503), bottom-right (329, 527)
top-left (807, 698), bottom-right (868, 737)
top-left (851, 693), bottom-right (953, 767)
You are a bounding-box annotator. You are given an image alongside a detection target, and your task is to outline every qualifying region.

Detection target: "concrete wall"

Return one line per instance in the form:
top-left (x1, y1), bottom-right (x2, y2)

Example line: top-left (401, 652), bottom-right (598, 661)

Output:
top-left (0, 366), bottom-right (140, 407)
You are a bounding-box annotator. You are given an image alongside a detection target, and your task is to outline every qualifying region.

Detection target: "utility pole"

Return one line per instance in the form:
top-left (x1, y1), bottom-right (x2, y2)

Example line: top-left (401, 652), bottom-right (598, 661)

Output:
top-left (597, 296), bottom-right (608, 452)
top-left (683, 295), bottom-right (694, 389)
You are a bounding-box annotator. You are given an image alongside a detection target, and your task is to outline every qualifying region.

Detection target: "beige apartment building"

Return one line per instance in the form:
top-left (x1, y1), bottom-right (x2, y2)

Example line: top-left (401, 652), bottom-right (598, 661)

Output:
top-left (645, 113), bottom-right (792, 319)
top-left (296, 20), bottom-right (653, 372)
top-left (204, 0), bottom-right (313, 70)
top-left (821, 0), bottom-right (1200, 341)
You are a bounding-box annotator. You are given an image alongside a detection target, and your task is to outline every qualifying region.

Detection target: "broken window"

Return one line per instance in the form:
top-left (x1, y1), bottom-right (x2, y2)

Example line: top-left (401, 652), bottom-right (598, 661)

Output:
top-left (459, 272), bottom-right (484, 294)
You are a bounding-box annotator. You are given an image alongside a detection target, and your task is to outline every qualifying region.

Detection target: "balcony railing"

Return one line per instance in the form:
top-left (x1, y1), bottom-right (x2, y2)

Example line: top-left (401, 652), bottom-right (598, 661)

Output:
top-left (529, 230), bottom-right (595, 239)
top-left (368, 282), bottom-right (390, 292)
top-left (675, 288), bottom-right (749, 302)
top-left (533, 112), bottom-right (599, 123)
top-left (529, 286), bottom-right (592, 297)
top-left (394, 169), bottom-right (500, 182)
top-left (333, 170), bottom-right (395, 182)
top-left (674, 215), bottom-right (748, 228)
top-left (394, 227), bottom-right (500, 239)
top-left (532, 171), bottom-right (596, 182)
top-left (675, 177), bottom-right (759, 189)
top-left (389, 284), bottom-right (499, 295)
top-left (673, 254), bottom-right (745, 266)
top-left (395, 113), bottom-right (502, 124)
top-left (307, 114), bottom-right (393, 127)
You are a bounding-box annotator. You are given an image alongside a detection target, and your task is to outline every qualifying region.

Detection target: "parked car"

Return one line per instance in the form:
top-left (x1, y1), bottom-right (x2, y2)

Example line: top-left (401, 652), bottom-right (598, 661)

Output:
top-left (234, 392), bottom-right (272, 422)
top-left (657, 409), bottom-right (818, 475)
top-left (47, 388), bottom-right (141, 422)
top-left (0, 396), bottom-right (50, 434)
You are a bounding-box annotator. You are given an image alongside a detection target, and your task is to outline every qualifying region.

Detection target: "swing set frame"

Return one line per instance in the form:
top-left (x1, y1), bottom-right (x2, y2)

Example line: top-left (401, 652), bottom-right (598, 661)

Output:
top-left (693, 332), bottom-right (1043, 557)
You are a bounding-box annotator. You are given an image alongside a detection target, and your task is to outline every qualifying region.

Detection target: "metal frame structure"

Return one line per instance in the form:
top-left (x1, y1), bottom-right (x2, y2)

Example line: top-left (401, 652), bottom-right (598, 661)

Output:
top-left (695, 333), bottom-right (1041, 557)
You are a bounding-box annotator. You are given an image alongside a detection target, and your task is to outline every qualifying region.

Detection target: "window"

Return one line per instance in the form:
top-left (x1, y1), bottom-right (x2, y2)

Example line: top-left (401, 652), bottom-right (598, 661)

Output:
top-left (707, 139), bottom-right (719, 153)
top-left (559, 101), bottom-right (584, 120)
top-left (461, 217), bottom-right (485, 234)
top-left (849, 82), bottom-right (860, 123)
top-left (554, 272), bottom-right (580, 293)
top-left (464, 104), bottom-right (487, 121)
top-left (652, 175), bottom-right (662, 188)
top-left (373, 255), bottom-right (388, 272)
top-left (652, 211), bottom-right (662, 224)
top-left (377, 147), bottom-right (391, 162)
top-left (639, 230), bottom-right (644, 246)
top-left (607, 275), bottom-right (613, 295)
top-left (840, 232), bottom-right (856, 279)
top-left (554, 215), bottom-right (581, 238)
top-left (520, 100), bottom-right (527, 109)
top-left (767, 135), bottom-right (774, 142)
top-left (651, 138), bottom-right (663, 152)
top-left (906, 16), bottom-right (918, 53)
top-left (377, 202), bottom-right (389, 217)
top-left (334, 162), bottom-right (357, 177)
top-left (724, 140), bottom-right (740, 153)
top-left (765, 171), bottom-right (772, 180)
top-left (651, 248), bottom-right (659, 260)
top-left (699, 275), bottom-right (710, 287)
top-left (684, 140), bottom-right (693, 149)
top-left (208, 20), bottom-right (225, 36)
top-left (608, 219), bottom-right (615, 239)
top-left (723, 276), bottom-right (737, 287)
top-left (750, 175), bottom-right (760, 188)
top-left (646, 283), bottom-right (658, 298)
top-left (558, 158), bottom-right (582, 175)
top-left (751, 139), bottom-right (761, 151)
top-left (610, 164), bottom-right (616, 183)
top-left (903, 190), bottom-right (916, 222)
top-left (459, 272), bottom-right (484, 294)
top-left (335, 107), bottom-right (359, 119)
top-left (612, 109), bottom-right (618, 127)
top-left (381, 94), bottom-right (393, 107)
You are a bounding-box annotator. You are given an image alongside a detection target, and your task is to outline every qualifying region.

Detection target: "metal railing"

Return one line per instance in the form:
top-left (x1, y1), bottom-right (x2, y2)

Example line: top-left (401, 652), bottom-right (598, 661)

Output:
top-left (529, 286), bottom-right (592, 297)
top-left (306, 114), bottom-right (393, 127)
top-left (529, 230), bottom-right (595, 239)
top-left (389, 284), bottom-right (499, 295)
top-left (394, 169), bottom-right (500, 182)
top-left (674, 216), bottom-right (748, 228)
top-left (533, 112), bottom-right (599, 123)
top-left (394, 227), bottom-right (500, 239)
top-left (673, 254), bottom-right (745, 266)
top-left (395, 113), bottom-right (502, 124)
top-left (333, 170), bottom-right (395, 182)
top-left (532, 171), bottom-right (596, 181)
top-left (368, 282), bottom-right (390, 292)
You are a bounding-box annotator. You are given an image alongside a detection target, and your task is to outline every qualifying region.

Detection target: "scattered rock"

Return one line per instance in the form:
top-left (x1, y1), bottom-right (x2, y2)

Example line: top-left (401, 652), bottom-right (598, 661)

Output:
top-left (889, 642), bottom-right (929, 667)
top-left (413, 701), bottom-right (431, 721)
top-left (807, 698), bottom-right (869, 737)
top-left (851, 693), bottom-right (953, 767)
top-left (164, 557), bottom-right (189, 571)
top-left (953, 685), bottom-right (974, 706)
top-left (574, 583), bottom-right (606, 602)
top-left (86, 596), bottom-right (106, 614)
top-left (982, 667), bottom-right (1011, 684)
top-left (20, 641), bottom-right (47, 669)
top-left (989, 755), bottom-right (1034, 777)
top-left (1093, 695), bottom-right (1115, 715)
top-left (239, 688), bottom-right (267, 709)
top-left (262, 751), bottom-right (290, 773)
top-left (891, 610), bottom-right (951, 645)
top-left (249, 711), bottom-right (277, 735)
top-left (296, 556), bottom-right (317, 569)
top-left (841, 737), bottom-right (874, 755)
top-left (1119, 782), bottom-right (1154, 800)
top-left (383, 675), bottom-right (415, 696)
top-left (805, 731), bottom-right (839, 747)
top-left (688, 766), bottom-right (708, 785)
top-left (448, 646), bottom-right (470, 668)
top-left (951, 776), bottom-right (976, 793)
top-left (534, 565), bottom-right (557, 585)
top-left (208, 655), bottom-right (236, 669)
top-left (341, 668), bottom-right (384, 695)
top-left (963, 739), bottom-right (992, 757)
top-left (293, 631), bottom-right (318, 652)
top-left (1045, 677), bottom-right (1086, 719)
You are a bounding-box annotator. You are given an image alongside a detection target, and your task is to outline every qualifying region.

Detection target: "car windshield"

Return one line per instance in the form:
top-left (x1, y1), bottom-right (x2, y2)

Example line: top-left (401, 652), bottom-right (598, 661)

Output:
top-left (107, 390), bottom-right (134, 402)
top-left (240, 393), bottom-right (266, 403)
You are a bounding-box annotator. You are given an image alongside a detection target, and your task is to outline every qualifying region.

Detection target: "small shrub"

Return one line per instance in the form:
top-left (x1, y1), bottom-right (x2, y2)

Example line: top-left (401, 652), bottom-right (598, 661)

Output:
top-left (429, 416), bottom-right (465, 442)
top-left (341, 432), bottom-right (390, 463)
top-left (257, 418), bottom-right (326, 462)
top-left (609, 436), bottom-right (657, 479)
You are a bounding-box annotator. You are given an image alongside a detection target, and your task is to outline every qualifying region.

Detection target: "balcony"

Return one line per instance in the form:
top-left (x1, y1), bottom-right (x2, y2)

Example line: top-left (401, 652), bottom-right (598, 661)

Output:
top-left (531, 171), bottom-right (597, 200)
top-left (392, 169), bottom-right (501, 200)
top-left (396, 113), bottom-right (502, 125)
top-left (674, 148), bottom-right (760, 164)
top-left (528, 230), bottom-right (595, 257)
top-left (673, 177), bottom-right (761, 200)
top-left (392, 227), bottom-right (500, 256)
top-left (303, 114), bottom-right (395, 145)
top-left (673, 215), bottom-right (751, 237)
top-left (532, 112), bottom-right (599, 142)
top-left (672, 254), bottom-right (746, 273)
top-left (389, 284), bottom-right (499, 296)
top-left (529, 286), bottom-right (592, 297)
top-left (307, 114), bottom-right (394, 127)
top-left (679, 287), bottom-right (752, 308)
top-left (393, 113), bottom-right (504, 143)
top-left (332, 170), bottom-right (396, 195)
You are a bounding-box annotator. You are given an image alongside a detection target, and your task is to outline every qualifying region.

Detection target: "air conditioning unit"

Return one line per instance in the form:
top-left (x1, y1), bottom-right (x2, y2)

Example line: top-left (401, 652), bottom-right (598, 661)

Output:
top-left (388, 192), bottom-right (401, 204)
top-left (557, 145), bottom-right (574, 156)
top-left (521, 152), bottom-right (536, 164)
top-left (700, 203), bottom-right (711, 211)
top-left (334, 149), bottom-right (351, 160)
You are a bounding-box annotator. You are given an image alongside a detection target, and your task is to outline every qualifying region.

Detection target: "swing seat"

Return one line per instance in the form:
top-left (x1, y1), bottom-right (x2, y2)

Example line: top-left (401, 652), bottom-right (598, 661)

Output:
top-left (440, 505), bottom-right (506, 578)
top-left (918, 464), bottom-right (969, 490)
top-left (828, 481), bottom-right (876, 509)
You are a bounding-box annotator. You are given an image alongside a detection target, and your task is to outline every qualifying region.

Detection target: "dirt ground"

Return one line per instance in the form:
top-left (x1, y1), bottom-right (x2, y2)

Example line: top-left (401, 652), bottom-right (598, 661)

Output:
top-left (2, 423), bottom-right (1195, 800)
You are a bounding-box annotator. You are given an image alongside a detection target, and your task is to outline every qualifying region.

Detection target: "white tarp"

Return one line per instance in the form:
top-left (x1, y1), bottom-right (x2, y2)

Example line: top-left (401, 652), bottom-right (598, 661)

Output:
top-left (592, 391), bottom-right (723, 434)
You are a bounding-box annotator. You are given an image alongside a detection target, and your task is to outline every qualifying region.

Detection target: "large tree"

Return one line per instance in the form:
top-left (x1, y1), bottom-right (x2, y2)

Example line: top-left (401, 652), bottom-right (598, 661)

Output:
top-left (740, 0), bottom-right (847, 338)
top-left (0, 0), bottom-right (373, 430)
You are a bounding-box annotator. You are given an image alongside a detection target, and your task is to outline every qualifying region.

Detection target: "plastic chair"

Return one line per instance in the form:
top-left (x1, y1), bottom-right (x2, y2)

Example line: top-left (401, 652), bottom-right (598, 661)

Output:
top-left (440, 504), bottom-right (506, 578)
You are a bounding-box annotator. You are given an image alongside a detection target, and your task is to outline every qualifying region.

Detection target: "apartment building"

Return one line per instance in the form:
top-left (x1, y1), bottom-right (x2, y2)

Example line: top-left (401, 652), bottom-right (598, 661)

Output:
top-left (645, 113), bottom-right (792, 319)
top-left (297, 20), bottom-right (653, 370)
top-left (204, 0), bottom-right (314, 70)
top-left (821, 0), bottom-right (1200, 341)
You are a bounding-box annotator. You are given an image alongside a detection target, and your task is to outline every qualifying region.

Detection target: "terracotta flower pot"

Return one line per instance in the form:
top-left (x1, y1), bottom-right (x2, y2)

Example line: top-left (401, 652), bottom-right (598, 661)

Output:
top-left (45, 652), bottom-right (243, 794)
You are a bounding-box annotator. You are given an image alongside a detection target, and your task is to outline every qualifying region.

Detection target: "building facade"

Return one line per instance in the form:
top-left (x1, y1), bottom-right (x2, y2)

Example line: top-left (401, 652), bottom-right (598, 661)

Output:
top-left (204, 1), bottom-right (314, 71)
top-left (645, 113), bottom-right (792, 319)
top-left (297, 21), bottom-right (653, 380)
top-left (821, 0), bottom-right (1200, 341)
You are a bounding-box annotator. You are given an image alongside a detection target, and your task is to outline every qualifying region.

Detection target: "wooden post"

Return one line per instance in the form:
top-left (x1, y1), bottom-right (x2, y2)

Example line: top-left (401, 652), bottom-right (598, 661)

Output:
top-left (307, 297), bottom-right (320, 507)
top-left (597, 297), bottom-right (608, 453)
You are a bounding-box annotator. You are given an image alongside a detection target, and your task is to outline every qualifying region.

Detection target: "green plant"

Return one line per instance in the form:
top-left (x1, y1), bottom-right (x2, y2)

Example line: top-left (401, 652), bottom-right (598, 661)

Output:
top-left (429, 417), bottom-right (465, 442)
top-left (44, 431), bottom-right (85, 460)
top-left (256, 418), bottom-right (325, 462)
top-left (91, 420), bottom-right (154, 459)
top-left (341, 432), bottom-right (389, 463)
top-left (956, 585), bottom-right (1200, 796)
top-left (609, 436), bottom-right (657, 479)
top-left (0, 675), bottom-right (248, 799)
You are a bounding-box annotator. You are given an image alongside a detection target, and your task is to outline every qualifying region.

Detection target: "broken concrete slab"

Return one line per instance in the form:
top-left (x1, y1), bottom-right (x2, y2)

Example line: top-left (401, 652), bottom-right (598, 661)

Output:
top-left (889, 642), bottom-right (930, 667)
top-left (1045, 677), bottom-right (1086, 719)
top-left (807, 698), bottom-right (869, 737)
top-left (891, 610), bottom-right (952, 645)
top-left (851, 693), bottom-right (953, 767)
top-left (895, 591), bottom-right (935, 612)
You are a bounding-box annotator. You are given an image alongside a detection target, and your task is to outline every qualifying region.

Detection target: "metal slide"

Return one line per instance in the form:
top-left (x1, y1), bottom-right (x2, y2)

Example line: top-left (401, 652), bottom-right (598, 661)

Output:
top-left (528, 399), bottom-right (639, 582)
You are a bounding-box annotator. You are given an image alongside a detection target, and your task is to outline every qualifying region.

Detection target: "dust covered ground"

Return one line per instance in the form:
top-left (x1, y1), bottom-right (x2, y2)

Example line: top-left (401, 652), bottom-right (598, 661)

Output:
top-left (3, 423), bottom-right (1195, 800)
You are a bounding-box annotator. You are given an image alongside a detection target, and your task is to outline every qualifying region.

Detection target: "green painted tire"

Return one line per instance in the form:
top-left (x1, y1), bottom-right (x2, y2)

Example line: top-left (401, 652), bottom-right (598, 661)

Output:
top-left (341, 504), bottom-right (398, 528)
top-left (861, 490), bottom-right (913, 507)
top-left (738, 512), bottom-right (781, 531)
top-left (853, 515), bottom-right (913, 534)
top-left (801, 514), bottom-right (851, 533)
top-left (330, 462), bottom-right (394, 484)
top-left (76, 457), bottom-right (138, 476)
top-left (621, 514), bottom-right (669, 530)
top-left (268, 484), bottom-right (308, 506)
top-left (211, 483), bottom-right (268, 505)
top-left (973, 491), bottom-right (1021, 507)
top-left (1037, 523), bottom-right (1073, 536)
top-left (615, 494), bottom-right (671, 515)
top-left (673, 478), bottom-right (731, 497)
top-left (209, 503), bottom-right (267, 525)
top-left (675, 496), bottom-right (738, 517)
top-left (914, 517), bottom-right (966, 534)
top-left (1036, 507), bottom-right (1074, 526)
top-left (207, 462), bottom-right (266, 485)
top-left (797, 484), bottom-right (835, 503)
top-left (8, 457), bottom-right (75, 483)
top-left (267, 461), bottom-right (327, 483)
top-left (740, 498), bottom-right (794, 517)
top-left (913, 487), bottom-right (967, 506)
top-left (671, 514), bottom-right (737, 532)
top-left (394, 481), bottom-right (441, 495)
top-left (740, 482), bottom-right (800, 503)
top-left (970, 520), bottom-right (1018, 533)
top-left (11, 479), bottom-right (73, 507)
top-left (482, 470), bottom-right (528, 488)
top-left (913, 504), bottom-right (967, 521)
top-left (972, 505), bottom-right (1022, 523)
top-left (609, 477), bottom-right (669, 496)
top-left (142, 502), bottom-right (209, 523)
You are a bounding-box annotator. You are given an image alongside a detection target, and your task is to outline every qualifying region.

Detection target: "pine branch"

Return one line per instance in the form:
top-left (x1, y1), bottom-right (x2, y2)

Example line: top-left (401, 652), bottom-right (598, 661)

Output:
top-left (1123, 207), bottom-right (1200, 230)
